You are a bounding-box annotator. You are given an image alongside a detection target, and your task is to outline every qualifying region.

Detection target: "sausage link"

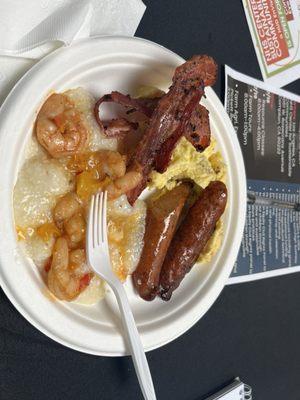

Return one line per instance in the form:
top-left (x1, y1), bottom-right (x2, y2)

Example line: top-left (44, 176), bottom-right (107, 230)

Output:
top-left (132, 184), bottom-right (190, 301)
top-left (159, 181), bottom-right (227, 301)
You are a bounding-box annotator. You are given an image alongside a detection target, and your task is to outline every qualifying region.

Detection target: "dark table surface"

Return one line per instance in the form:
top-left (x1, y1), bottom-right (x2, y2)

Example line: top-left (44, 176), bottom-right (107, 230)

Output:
top-left (1, 1), bottom-right (300, 399)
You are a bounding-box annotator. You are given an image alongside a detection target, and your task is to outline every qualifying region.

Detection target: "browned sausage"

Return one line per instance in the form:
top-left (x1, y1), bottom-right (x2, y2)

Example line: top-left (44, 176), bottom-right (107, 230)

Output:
top-left (159, 181), bottom-right (227, 301)
top-left (132, 183), bottom-right (191, 301)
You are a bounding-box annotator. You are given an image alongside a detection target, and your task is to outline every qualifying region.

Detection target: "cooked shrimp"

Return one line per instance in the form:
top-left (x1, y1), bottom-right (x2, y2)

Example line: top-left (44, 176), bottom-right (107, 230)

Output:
top-left (68, 150), bottom-right (126, 180)
top-left (36, 93), bottom-right (88, 158)
top-left (64, 212), bottom-right (85, 248)
top-left (47, 237), bottom-right (91, 301)
top-left (96, 150), bottom-right (126, 179)
top-left (53, 193), bottom-right (85, 247)
top-left (106, 171), bottom-right (142, 200)
top-left (53, 193), bottom-right (81, 225)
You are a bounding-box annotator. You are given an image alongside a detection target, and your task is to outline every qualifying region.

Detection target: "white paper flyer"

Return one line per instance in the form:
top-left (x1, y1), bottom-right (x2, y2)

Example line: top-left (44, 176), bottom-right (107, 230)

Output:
top-left (225, 66), bottom-right (300, 284)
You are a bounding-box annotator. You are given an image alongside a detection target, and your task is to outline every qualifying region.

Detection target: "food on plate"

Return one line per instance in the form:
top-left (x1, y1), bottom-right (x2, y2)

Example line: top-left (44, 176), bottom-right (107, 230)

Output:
top-left (125, 55), bottom-right (217, 205)
top-left (13, 54), bottom-right (227, 304)
top-left (67, 149), bottom-right (141, 201)
top-left (14, 136), bottom-right (146, 302)
top-left (159, 181), bottom-right (227, 301)
top-left (36, 93), bottom-right (89, 158)
top-left (94, 91), bottom-right (150, 137)
top-left (14, 157), bottom-right (74, 229)
top-left (132, 183), bottom-right (191, 301)
top-left (106, 170), bottom-right (142, 201)
top-left (94, 90), bottom-right (211, 154)
top-left (47, 237), bottom-right (91, 301)
top-left (37, 88), bottom-right (118, 157)
top-left (184, 104), bottom-right (211, 151)
top-left (173, 55), bottom-right (217, 87)
top-left (107, 195), bottom-right (146, 280)
top-left (197, 219), bottom-right (223, 265)
top-left (149, 136), bottom-right (226, 267)
top-left (149, 135), bottom-right (227, 190)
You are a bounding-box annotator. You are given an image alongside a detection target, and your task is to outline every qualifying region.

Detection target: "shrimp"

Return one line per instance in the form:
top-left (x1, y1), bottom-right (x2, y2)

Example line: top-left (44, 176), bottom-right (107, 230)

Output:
top-left (47, 237), bottom-right (91, 301)
top-left (70, 150), bottom-right (141, 201)
top-left (53, 193), bottom-right (85, 247)
top-left (53, 193), bottom-right (81, 225)
top-left (64, 212), bottom-right (85, 248)
top-left (68, 150), bottom-right (126, 180)
top-left (96, 150), bottom-right (126, 179)
top-left (36, 93), bottom-right (88, 158)
top-left (106, 171), bottom-right (142, 200)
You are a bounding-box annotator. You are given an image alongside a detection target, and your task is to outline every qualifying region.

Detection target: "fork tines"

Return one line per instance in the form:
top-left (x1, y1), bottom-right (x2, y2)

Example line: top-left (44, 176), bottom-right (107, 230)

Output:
top-left (88, 191), bottom-right (108, 249)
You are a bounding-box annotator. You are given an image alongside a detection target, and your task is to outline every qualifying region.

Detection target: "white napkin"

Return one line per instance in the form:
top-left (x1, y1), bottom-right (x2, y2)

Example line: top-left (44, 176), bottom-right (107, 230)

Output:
top-left (0, 0), bottom-right (146, 104)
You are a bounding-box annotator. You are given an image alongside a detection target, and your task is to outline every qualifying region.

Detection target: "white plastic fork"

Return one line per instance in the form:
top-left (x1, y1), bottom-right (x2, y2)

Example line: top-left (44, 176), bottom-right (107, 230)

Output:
top-left (86, 191), bottom-right (157, 400)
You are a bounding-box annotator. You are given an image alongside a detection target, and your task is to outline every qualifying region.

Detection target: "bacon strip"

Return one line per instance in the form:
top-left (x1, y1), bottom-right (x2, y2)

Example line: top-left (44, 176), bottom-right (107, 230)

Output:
top-left (126, 55), bottom-right (217, 205)
top-left (133, 96), bottom-right (162, 115)
top-left (126, 83), bottom-right (204, 205)
top-left (183, 104), bottom-right (211, 151)
top-left (94, 91), bottom-right (152, 137)
top-left (94, 87), bottom-right (211, 152)
top-left (173, 55), bottom-right (218, 88)
top-left (154, 94), bottom-right (202, 173)
top-left (154, 104), bottom-right (211, 173)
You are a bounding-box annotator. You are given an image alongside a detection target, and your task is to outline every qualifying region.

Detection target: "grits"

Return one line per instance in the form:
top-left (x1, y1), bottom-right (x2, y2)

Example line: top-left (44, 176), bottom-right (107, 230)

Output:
top-left (13, 88), bottom-right (146, 304)
top-left (108, 195), bottom-right (146, 280)
top-left (14, 157), bottom-right (74, 229)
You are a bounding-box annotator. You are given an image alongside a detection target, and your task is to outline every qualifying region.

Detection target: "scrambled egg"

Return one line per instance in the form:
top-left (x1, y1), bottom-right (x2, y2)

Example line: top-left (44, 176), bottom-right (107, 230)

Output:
top-left (149, 136), bottom-right (226, 264)
top-left (150, 137), bottom-right (217, 190)
top-left (209, 151), bottom-right (226, 183)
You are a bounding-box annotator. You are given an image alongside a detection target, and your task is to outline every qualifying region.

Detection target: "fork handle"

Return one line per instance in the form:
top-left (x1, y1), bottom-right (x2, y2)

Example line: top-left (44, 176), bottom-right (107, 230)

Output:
top-left (112, 284), bottom-right (157, 400)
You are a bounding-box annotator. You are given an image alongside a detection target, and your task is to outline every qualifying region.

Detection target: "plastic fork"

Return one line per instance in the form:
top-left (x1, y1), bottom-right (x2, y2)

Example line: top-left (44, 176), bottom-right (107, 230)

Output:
top-left (86, 191), bottom-right (156, 400)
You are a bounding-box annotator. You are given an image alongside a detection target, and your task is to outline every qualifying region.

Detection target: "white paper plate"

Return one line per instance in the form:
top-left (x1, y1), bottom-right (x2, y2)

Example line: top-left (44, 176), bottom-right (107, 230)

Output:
top-left (0, 36), bottom-right (246, 356)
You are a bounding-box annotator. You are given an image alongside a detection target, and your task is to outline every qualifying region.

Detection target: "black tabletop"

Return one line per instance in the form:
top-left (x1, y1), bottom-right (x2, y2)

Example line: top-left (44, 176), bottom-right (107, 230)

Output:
top-left (1, 1), bottom-right (300, 399)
